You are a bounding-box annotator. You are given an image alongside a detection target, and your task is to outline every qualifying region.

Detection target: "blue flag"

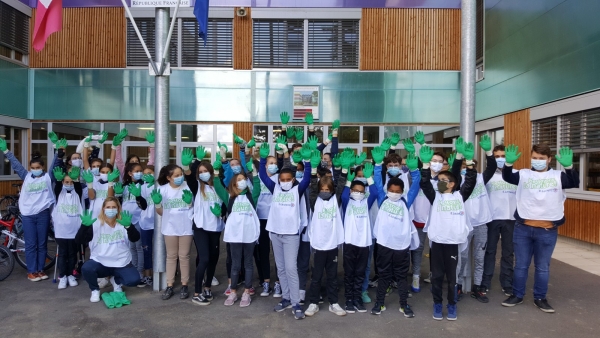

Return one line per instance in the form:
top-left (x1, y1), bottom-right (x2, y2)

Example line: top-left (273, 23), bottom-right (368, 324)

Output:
top-left (194, 0), bottom-right (210, 46)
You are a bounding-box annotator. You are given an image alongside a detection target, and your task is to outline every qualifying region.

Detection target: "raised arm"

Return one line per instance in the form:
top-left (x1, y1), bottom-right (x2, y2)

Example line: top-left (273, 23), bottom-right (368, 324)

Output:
top-left (308, 174), bottom-right (319, 211)
top-left (460, 167), bottom-right (478, 202)
top-left (3, 149), bottom-right (28, 180)
top-left (405, 169), bottom-right (421, 209)
top-left (212, 167), bottom-right (230, 203)
top-left (259, 157), bottom-right (275, 194)
top-left (297, 160), bottom-right (312, 197)
top-left (482, 154), bottom-right (498, 184)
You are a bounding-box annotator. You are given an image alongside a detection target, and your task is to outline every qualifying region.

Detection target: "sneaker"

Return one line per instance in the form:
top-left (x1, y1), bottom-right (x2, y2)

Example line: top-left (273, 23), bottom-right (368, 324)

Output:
top-left (240, 292), bottom-right (251, 307)
top-left (361, 290), bottom-right (372, 304)
top-left (391, 281), bottom-right (398, 289)
top-left (433, 303), bottom-right (443, 320)
top-left (145, 277), bottom-right (153, 286)
top-left (192, 294), bottom-right (211, 306)
top-left (180, 285), bottom-right (189, 299)
top-left (224, 293), bottom-right (238, 306)
top-left (471, 285), bottom-right (489, 303)
top-left (162, 286), bottom-right (174, 300)
top-left (534, 299), bottom-right (555, 313)
top-left (400, 304), bottom-right (415, 318)
top-left (260, 282), bottom-right (271, 297)
top-left (224, 285), bottom-right (232, 296)
top-left (211, 276), bottom-right (220, 286)
top-left (411, 276), bottom-right (420, 293)
top-left (368, 275), bottom-right (379, 288)
top-left (456, 284), bottom-right (463, 301)
top-left (137, 278), bottom-right (147, 288)
top-left (501, 295), bottom-right (524, 307)
top-left (248, 286), bottom-right (256, 296)
top-left (423, 272), bottom-right (432, 283)
top-left (110, 276), bottom-right (122, 292)
top-left (385, 285), bottom-right (393, 297)
top-left (27, 273), bottom-right (41, 282)
top-left (203, 289), bottom-right (214, 301)
top-left (299, 289), bottom-right (306, 305)
top-left (90, 290), bottom-right (100, 303)
top-left (67, 275), bottom-right (78, 287)
top-left (273, 299), bottom-right (292, 312)
top-left (305, 303), bottom-right (320, 316)
top-left (98, 278), bottom-right (110, 289)
top-left (293, 304), bottom-right (305, 320)
top-left (354, 299), bottom-right (367, 313)
top-left (502, 288), bottom-right (513, 297)
top-left (38, 272), bottom-right (49, 280)
top-left (447, 304), bottom-right (457, 321)
top-left (273, 281), bottom-right (282, 298)
top-left (58, 276), bottom-right (68, 289)
top-left (371, 302), bottom-right (386, 315)
top-left (345, 300), bottom-right (357, 314)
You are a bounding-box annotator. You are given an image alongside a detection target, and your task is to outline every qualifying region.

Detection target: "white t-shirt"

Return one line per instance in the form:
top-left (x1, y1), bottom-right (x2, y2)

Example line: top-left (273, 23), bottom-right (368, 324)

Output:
top-left (425, 191), bottom-right (470, 245)
top-left (52, 188), bottom-right (83, 239)
top-left (159, 183), bottom-right (194, 236)
top-left (308, 197), bottom-right (344, 251)
top-left (256, 174), bottom-right (278, 219)
top-left (373, 198), bottom-right (415, 250)
top-left (122, 184), bottom-right (142, 226)
top-left (266, 184), bottom-right (301, 235)
top-left (19, 173), bottom-right (54, 216)
top-left (90, 180), bottom-right (109, 219)
top-left (223, 194), bottom-right (260, 243)
top-left (516, 169), bottom-right (566, 221)
top-left (193, 184), bottom-right (224, 232)
top-left (344, 198), bottom-right (372, 247)
top-left (462, 173), bottom-right (493, 227)
top-left (89, 220), bottom-right (131, 268)
top-left (139, 183), bottom-right (155, 231)
top-left (486, 171), bottom-right (517, 221)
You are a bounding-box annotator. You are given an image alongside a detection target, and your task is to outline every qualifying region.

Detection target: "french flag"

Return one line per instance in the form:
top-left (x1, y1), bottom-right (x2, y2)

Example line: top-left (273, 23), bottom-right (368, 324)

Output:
top-left (32, 0), bottom-right (63, 52)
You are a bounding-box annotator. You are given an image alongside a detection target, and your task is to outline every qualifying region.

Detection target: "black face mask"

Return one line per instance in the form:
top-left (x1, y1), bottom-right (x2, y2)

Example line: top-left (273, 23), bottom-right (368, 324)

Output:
top-left (318, 192), bottom-right (333, 200)
top-left (437, 181), bottom-right (449, 192)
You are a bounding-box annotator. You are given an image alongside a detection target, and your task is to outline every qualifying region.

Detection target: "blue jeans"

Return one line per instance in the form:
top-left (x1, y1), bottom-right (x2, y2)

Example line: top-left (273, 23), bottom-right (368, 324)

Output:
top-left (22, 208), bottom-right (51, 273)
top-left (82, 259), bottom-right (140, 291)
top-left (140, 228), bottom-right (154, 271)
top-left (513, 221), bottom-right (558, 299)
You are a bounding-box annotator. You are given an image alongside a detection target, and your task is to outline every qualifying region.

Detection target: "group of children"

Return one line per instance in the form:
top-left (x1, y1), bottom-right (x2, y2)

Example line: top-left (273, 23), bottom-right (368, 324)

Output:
top-left (0, 112), bottom-right (578, 319)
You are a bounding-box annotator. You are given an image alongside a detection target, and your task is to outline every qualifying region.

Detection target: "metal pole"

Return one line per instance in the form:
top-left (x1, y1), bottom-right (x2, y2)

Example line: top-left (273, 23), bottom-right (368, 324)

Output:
top-left (460, 0), bottom-right (477, 293)
top-left (152, 6), bottom-right (170, 292)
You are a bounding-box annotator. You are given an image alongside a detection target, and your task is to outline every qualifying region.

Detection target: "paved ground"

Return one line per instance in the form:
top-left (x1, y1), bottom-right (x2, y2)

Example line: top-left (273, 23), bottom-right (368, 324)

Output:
top-left (2, 243), bottom-right (598, 338)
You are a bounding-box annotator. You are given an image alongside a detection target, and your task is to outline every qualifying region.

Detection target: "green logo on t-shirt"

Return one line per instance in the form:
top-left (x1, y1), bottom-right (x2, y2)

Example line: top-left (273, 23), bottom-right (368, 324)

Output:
top-left (380, 200), bottom-right (404, 216)
top-left (26, 181), bottom-right (47, 193)
top-left (347, 204), bottom-right (367, 216)
top-left (57, 204), bottom-right (79, 215)
top-left (523, 178), bottom-right (558, 190)
top-left (95, 189), bottom-right (108, 199)
top-left (437, 200), bottom-right (463, 212)
top-left (163, 198), bottom-right (189, 209)
top-left (273, 192), bottom-right (294, 203)
top-left (487, 181), bottom-right (517, 192)
top-left (318, 206), bottom-right (337, 220)
top-left (232, 201), bottom-right (252, 213)
top-left (96, 230), bottom-right (125, 244)
top-left (467, 183), bottom-right (486, 200)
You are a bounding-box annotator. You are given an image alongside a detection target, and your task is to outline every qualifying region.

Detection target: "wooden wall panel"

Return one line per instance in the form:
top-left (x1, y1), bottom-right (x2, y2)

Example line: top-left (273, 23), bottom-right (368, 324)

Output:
top-left (504, 109), bottom-right (532, 169)
top-left (232, 122), bottom-right (254, 159)
top-left (360, 8), bottom-right (461, 70)
top-left (0, 180), bottom-right (22, 198)
top-left (233, 7), bottom-right (252, 70)
top-left (561, 199), bottom-right (600, 245)
top-left (30, 7), bottom-right (126, 68)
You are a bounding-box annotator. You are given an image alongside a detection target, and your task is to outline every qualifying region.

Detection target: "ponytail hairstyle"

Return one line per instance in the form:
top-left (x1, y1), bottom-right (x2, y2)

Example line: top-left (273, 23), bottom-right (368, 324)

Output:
top-left (123, 162), bottom-right (143, 186)
top-left (157, 164), bottom-right (181, 186)
top-left (30, 151), bottom-right (44, 167)
top-left (98, 197), bottom-right (122, 226)
top-left (197, 161), bottom-right (214, 199)
top-left (227, 172), bottom-right (248, 199)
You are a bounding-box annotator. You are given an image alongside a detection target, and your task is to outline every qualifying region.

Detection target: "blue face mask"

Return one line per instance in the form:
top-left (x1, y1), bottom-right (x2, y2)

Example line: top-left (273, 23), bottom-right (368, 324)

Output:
top-left (461, 169), bottom-right (467, 176)
top-left (531, 159), bottom-right (547, 171)
top-left (63, 185), bottom-right (74, 192)
top-left (31, 169), bottom-right (43, 177)
top-left (496, 158), bottom-right (506, 169)
top-left (295, 171), bottom-right (304, 179)
top-left (387, 167), bottom-right (400, 177)
top-left (355, 177), bottom-right (368, 185)
top-left (231, 165), bottom-right (242, 174)
top-left (267, 164), bottom-right (278, 174)
top-left (104, 209), bottom-right (118, 218)
top-left (91, 167), bottom-right (100, 176)
top-left (199, 172), bottom-right (211, 182)
top-left (133, 172), bottom-right (143, 181)
top-left (173, 176), bottom-right (184, 186)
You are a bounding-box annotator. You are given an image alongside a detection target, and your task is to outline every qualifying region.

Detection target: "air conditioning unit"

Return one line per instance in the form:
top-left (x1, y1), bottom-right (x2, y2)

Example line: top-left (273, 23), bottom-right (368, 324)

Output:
top-left (476, 64), bottom-right (484, 82)
top-left (236, 7), bottom-right (247, 17)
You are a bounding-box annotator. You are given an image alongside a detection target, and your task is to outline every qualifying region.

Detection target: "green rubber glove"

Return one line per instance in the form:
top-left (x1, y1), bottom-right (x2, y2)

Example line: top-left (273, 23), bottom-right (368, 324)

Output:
top-left (402, 139), bottom-right (415, 154)
top-left (390, 133), bottom-right (401, 147)
top-left (98, 131), bottom-right (109, 144)
top-left (296, 128), bottom-right (304, 142)
top-left (233, 133), bottom-right (245, 145)
top-left (53, 167), bottom-right (66, 181)
top-left (84, 132), bottom-right (93, 143)
top-left (332, 119), bottom-right (340, 131)
top-left (327, 133), bottom-right (333, 142)
top-left (247, 138), bottom-right (256, 148)
top-left (464, 142), bottom-right (475, 161)
top-left (181, 148), bottom-right (194, 167)
top-left (107, 169), bottom-right (120, 182)
top-left (210, 204), bottom-right (221, 217)
top-left (355, 152), bottom-right (367, 166)
top-left (479, 134), bottom-right (492, 152)
top-left (448, 153), bottom-right (456, 167)
top-left (182, 190), bottom-right (193, 205)
top-left (343, 147), bottom-right (354, 157)
top-left (414, 131), bottom-right (425, 145)
top-left (128, 183), bottom-right (141, 197)
top-left (371, 147), bottom-right (385, 164)
top-left (301, 144), bottom-right (312, 161)
top-left (420, 145), bottom-right (434, 164)
top-left (363, 162), bottom-right (374, 179)
top-left (455, 137), bottom-right (465, 155)
top-left (112, 134), bottom-right (124, 147)
top-left (217, 142), bottom-right (228, 154)
top-left (280, 111), bottom-right (290, 125)
top-left (275, 135), bottom-right (286, 152)
top-left (68, 166), bottom-right (81, 180)
top-left (380, 138), bottom-right (392, 151)
top-left (145, 131), bottom-right (155, 144)
top-left (150, 188), bottom-right (162, 205)
top-left (101, 292), bottom-right (116, 309)
top-left (117, 210), bottom-right (132, 228)
top-left (347, 171), bottom-right (356, 182)
top-left (56, 138), bottom-right (68, 150)
top-left (213, 156), bottom-right (222, 170)
top-left (259, 143), bottom-right (270, 159)
top-left (111, 291), bottom-right (130, 305)
top-left (305, 113), bottom-right (314, 126)
top-left (406, 153), bottom-right (418, 171)
top-left (48, 131), bottom-right (59, 145)
top-left (246, 160), bottom-right (254, 173)
top-left (142, 174), bottom-right (155, 188)
top-left (82, 170), bottom-right (94, 184)
top-left (0, 138), bottom-right (6, 152)
top-left (113, 182), bottom-right (124, 195)
top-left (341, 152), bottom-right (354, 169)
top-left (80, 210), bottom-right (97, 226)
top-left (195, 145), bottom-right (206, 160)
top-left (505, 144), bottom-right (521, 165)
top-left (308, 136), bottom-right (319, 150)
top-left (286, 127), bottom-right (296, 140)
top-left (332, 154), bottom-right (342, 168)
top-left (310, 150), bottom-right (321, 168)
top-left (292, 150), bottom-right (302, 164)
top-left (555, 146), bottom-right (573, 168)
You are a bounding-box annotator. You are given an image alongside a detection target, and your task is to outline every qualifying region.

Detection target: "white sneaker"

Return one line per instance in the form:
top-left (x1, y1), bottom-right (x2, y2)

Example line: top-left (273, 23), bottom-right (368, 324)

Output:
top-left (423, 272), bottom-right (432, 283)
top-left (411, 275), bottom-right (420, 292)
top-left (273, 281), bottom-right (282, 298)
top-left (90, 290), bottom-right (100, 303)
top-left (211, 276), bottom-right (220, 286)
top-left (98, 278), bottom-right (110, 289)
top-left (110, 276), bottom-right (122, 292)
top-left (68, 275), bottom-right (79, 287)
top-left (58, 276), bottom-right (68, 289)
top-left (305, 303), bottom-right (319, 317)
top-left (329, 303), bottom-right (347, 316)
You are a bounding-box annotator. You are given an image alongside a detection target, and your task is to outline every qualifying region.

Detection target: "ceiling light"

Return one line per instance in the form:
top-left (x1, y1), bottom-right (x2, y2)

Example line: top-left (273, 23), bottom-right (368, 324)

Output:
top-left (138, 127), bottom-right (155, 130)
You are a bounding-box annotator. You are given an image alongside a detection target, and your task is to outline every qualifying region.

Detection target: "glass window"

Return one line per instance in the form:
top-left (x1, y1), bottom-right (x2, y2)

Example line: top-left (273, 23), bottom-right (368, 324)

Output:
top-left (31, 143), bottom-right (48, 171)
top-left (216, 125), bottom-right (233, 143)
top-left (312, 126), bottom-right (324, 143)
top-left (253, 125), bottom-right (268, 143)
top-left (123, 123), bottom-right (177, 142)
top-left (363, 126), bottom-right (379, 144)
top-left (181, 124), bottom-right (213, 142)
top-left (104, 123), bottom-right (121, 140)
top-left (422, 126), bottom-right (459, 144)
top-left (384, 126), bottom-right (417, 140)
top-left (585, 152), bottom-right (600, 192)
top-left (32, 123), bottom-right (47, 140)
top-left (52, 123), bottom-right (102, 141)
top-left (12, 127), bottom-right (22, 169)
top-left (338, 126), bottom-right (360, 143)
top-left (494, 129), bottom-right (504, 146)
top-left (363, 146), bottom-right (375, 161)
top-left (0, 126), bottom-right (15, 175)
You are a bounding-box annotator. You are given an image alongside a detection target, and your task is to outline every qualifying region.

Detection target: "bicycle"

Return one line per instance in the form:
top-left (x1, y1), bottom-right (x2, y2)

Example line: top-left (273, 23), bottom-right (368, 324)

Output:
top-left (0, 244), bottom-right (15, 281)
top-left (0, 183), bottom-right (21, 218)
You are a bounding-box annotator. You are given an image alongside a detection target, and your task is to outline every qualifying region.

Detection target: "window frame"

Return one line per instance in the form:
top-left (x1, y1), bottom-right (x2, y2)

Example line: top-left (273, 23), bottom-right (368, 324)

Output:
top-left (0, 117), bottom-right (29, 181)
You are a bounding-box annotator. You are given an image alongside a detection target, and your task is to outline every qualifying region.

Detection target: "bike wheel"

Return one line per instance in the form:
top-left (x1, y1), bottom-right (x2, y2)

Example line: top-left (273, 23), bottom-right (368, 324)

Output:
top-left (0, 196), bottom-right (17, 219)
top-left (12, 231), bottom-right (27, 269)
top-left (0, 245), bottom-right (15, 281)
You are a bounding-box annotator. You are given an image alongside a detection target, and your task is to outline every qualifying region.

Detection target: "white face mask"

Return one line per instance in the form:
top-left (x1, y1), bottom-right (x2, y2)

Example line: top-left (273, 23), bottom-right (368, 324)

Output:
top-left (531, 159), bottom-right (547, 171)
top-left (496, 158), bottom-right (506, 169)
top-left (430, 162), bottom-right (444, 173)
top-left (387, 192), bottom-right (401, 202)
top-left (100, 173), bottom-right (108, 181)
top-left (280, 181), bottom-right (293, 191)
top-left (237, 179), bottom-right (248, 191)
top-left (71, 159), bottom-right (83, 167)
top-left (350, 192), bottom-right (365, 201)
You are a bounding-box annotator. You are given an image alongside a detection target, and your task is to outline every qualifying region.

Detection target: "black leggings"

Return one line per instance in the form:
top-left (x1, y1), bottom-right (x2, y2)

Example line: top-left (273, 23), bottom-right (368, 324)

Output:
top-left (253, 219), bottom-right (271, 283)
top-left (193, 228), bottom-right (221, 294)
top-left (431, 242), bottom-right (459, 305)
top-left (56, 238), bottom-right (78, 278)
top-left (230, 242), bottom-right (255, 290)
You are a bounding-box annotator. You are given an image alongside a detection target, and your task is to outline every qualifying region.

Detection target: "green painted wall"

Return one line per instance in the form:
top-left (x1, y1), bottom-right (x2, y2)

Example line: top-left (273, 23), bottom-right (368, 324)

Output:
top-left (0, 58), bottom-right (28, 119)
top-left (476, 0), bottom-right (600, 120)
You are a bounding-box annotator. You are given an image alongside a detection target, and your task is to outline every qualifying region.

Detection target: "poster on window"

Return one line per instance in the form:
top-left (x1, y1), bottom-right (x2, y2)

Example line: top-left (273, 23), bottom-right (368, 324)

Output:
top-left (293, 86), bottom-right (320, 121)
top-left (131, 0), bottom-right (190, 7)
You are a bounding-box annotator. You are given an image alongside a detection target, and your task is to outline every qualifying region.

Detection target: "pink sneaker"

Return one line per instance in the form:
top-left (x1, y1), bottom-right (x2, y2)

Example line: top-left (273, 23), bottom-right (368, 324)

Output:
top-left (224, 285), bottom-right (231, 296)
top-left (248, 286), bottom-right (256, 296)
top-left (224, 293), bottom-right (237, 306)
top-left (240, 292), bottom-right (251, 307)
